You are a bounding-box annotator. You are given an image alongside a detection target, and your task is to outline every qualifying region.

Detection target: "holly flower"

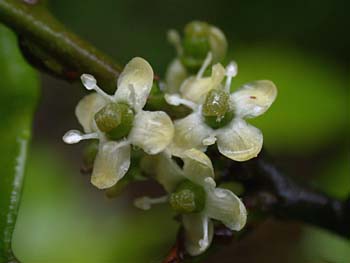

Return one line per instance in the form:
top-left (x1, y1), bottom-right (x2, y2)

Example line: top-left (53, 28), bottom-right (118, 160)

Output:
top-left (165, 20), bottom-right (228, 93)
top-left (135, 149), bottom-right (247, 256)
top-left (63, 57), bottom-right (174, 189)
top-left (165, 56), bottom-right (277, 161)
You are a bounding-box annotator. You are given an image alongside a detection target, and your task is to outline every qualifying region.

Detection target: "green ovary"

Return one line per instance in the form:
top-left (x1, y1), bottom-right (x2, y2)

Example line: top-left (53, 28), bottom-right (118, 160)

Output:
top-left (94, 103), bottom-right (134, 140)
top-left (202, 89), bottom-right (234, 129)
top-left (169, 180), bottom-right (206, 214)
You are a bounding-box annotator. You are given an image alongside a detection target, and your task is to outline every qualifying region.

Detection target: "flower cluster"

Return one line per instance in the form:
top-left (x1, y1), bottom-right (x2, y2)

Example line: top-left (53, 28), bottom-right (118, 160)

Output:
top-left (62, 21), bottom-right (277, 256)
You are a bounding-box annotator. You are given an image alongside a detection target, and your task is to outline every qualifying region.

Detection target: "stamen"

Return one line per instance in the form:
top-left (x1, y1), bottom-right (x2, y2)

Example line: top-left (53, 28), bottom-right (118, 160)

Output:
top-left (164, 94), bottom-right (197, 110)
top-left (196, 52), bottom-right (212, 79)
top-left (134, 195), bottom-right (168, 210)
top-left (81, 74), bottom-right (114, 101)
top-left (199, 216), bottom-right (209, 249)
top-left (167, 29), bottom-right (182, 56)
top-left (224, 61), bottom-right (238, 92)
top-left (63, 130), bottom-right (99, 144)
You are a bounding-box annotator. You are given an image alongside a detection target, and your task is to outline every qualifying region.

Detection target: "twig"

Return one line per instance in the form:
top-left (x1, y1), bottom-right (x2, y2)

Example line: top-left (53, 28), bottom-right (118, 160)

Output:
top-left (0, 0), bottom-right (121, 92)
top-left (222, 150), bottom-right (350, 238)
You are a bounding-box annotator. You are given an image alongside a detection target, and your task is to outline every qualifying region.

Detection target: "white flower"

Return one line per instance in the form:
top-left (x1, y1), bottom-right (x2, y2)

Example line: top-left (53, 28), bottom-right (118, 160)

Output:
top-left (63, 57), bottom-right (174, 189)
top-left (135, 149), bottom-right (247, 256)
top-left (165, 57), bottom-right (277, 161)
top-left (165, 21), bottom-right (227, 93)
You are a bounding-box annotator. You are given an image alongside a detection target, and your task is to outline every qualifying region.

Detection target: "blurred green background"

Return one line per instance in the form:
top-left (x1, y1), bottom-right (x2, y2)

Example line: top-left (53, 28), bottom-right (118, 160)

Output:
top-left (1, 0), bottom-right (349, 262)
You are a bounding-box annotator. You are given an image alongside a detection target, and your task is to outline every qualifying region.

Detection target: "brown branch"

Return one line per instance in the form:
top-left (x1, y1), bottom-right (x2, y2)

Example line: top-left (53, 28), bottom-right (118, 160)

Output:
top-left (223, 150), bottom-right (350, 238)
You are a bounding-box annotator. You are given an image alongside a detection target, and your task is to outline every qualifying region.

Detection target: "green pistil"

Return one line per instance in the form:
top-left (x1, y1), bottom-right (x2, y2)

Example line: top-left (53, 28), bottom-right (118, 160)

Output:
top-left (94, 103), bottom-right (134, 140)
top-left (169, 180), bottom-right (206, 214)
top-left (202, 89), bottom-right (234, 129)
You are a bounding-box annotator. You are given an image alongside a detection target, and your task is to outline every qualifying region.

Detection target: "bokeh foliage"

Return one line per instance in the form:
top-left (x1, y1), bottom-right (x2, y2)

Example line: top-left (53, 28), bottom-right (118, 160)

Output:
top-left (0, 24), bottom-right (39, 262)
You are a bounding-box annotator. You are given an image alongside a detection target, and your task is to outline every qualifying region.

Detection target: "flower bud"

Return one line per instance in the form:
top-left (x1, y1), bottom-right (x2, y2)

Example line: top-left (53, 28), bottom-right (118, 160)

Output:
top-left (180, 21), bottom-right (227, 72)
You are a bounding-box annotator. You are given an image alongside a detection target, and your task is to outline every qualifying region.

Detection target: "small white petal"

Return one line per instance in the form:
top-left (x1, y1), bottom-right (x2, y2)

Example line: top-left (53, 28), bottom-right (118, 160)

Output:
top-left (202, 136), bottom-right (216, 146)
top-left (180, 63), bottom-right (226, 104)
top-left (114, 57), bottom-right (154, 112)
top-left (231, 80), bottom-right (277, 118)
top-left (75, 93), bottom-right (107, 133)
top-left (216, 118), bottom-right (263, 161)
top-left (182, 149), bottom-right (214, 186)
top-left (91, 142), bottom-right (131, 189)
top-left (154, 154), bottom-right (184, 192)
top-left (129, 111), bottom-right (174, 155)
top-left (169, 113), bottom-right (212, 157)
top-left (204, 178), bottom-right (247, 231)
top-left (165, 59), bottom-right (187, 93)
top-left (208, 26), bottom-right (227, 63)
top-left (182, 213), bottom-right (214, 256)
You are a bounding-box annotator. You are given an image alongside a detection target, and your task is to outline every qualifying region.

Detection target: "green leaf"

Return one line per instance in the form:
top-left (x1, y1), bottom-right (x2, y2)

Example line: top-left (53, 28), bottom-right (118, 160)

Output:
top-left (229, 46), bottom-right (348, 154)
top-left (0, 24), bottom-right (39, 262)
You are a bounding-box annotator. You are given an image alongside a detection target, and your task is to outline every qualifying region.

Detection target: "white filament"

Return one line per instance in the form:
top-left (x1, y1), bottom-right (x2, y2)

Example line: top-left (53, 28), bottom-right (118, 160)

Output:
top-left (133, 196), bottom-right (168, 210)
top-left (197, 52), bottom-right (213, 80)
top-left (164, 94), bottom-right (197, 110)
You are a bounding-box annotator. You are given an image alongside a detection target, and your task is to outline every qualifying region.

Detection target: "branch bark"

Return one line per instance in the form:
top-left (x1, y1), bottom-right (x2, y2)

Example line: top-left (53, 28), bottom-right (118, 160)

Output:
top-left (223, 150), bottom-right (350, 238)
top-left (0, 0), bottom-right (121, 92)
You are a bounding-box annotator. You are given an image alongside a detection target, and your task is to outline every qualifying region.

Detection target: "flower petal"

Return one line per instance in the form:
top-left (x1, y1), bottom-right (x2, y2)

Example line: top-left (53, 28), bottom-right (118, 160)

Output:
top-left (91, 142), bottom-right (131, 189)
top-left (182, 149), bottom-right (214, 186)
top-left (155, 154), bottom-right (184, 192)
top-left (169, 113), bottom-right (212, 157)
top-left (114, 57), bottom-right (154, 112)
top-left (204, 178), bottom-right (247, 231)
top-left (216, 118), bottom-right (263, 161)
top-left (208, 26), bottom-right (227, 63)
top-left (231, 80), bottom-right (277, 118)
top-left (75, 93), bottom-right (107, 133)
top-left (129, 111), bottom-right (174, 155)
top-left (182, 213), bottom-right (214, 256)
top-left (180, 63), bottom-right (225, 104)
top-left (165, 59), bottom-right (188, 93)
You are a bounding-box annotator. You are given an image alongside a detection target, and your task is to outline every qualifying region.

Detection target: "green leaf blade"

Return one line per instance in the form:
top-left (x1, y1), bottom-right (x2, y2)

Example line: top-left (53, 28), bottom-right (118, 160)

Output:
top-left (0, 24), bottom-right (39, 263)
